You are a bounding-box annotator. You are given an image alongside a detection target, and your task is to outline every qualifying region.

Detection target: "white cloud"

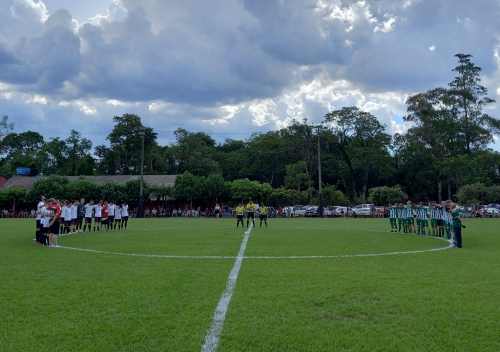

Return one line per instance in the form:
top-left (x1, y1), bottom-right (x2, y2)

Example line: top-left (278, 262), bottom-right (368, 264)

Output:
top-left (249, 99), bottom-right (278, 127)
top-left (374, 14), bottom-right (397, 33)
top-left (429, 45), bottom-right (436, 51)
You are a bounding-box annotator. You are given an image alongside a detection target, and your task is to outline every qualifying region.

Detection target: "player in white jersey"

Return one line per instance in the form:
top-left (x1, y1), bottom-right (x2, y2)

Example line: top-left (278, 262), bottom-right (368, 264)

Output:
top-left (36, 196), bottom-right (46, 245)
top-left (40, 201), bottom-right (52, 246)
top-left (70, 201), bottom-right (78, 234)
top-left (93, 201), bottom-right (103, 232)
top-left (83, 200), bottom-right (94, 232)
top-left (114, 204), bottom-right (122, 230)
top-left (121, 202), bottom-right (129, 230)
top-left (107, 200), bottom-right (116, 231)
top-left (60, 202), bottom-right (68, 235)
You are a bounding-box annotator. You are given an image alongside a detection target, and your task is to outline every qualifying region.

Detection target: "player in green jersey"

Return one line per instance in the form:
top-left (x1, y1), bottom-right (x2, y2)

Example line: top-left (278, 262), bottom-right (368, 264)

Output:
top-left (405, 201), bottom-right (415, 234)
top-left (428, 201), bottom-right (438, 236)
top-left (397, 203), bottom-right (406, 233)
top-left (417, 202), bottom-right (429, 236)
top-left (388, 203), bottom-right (397, 232)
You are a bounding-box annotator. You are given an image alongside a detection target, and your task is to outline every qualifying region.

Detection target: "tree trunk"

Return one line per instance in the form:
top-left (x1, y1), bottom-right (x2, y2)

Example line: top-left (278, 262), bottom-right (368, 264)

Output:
top-left (361, 160), bottom-right (371, 203)
top-left (437, 169), bottom-right (443, 203)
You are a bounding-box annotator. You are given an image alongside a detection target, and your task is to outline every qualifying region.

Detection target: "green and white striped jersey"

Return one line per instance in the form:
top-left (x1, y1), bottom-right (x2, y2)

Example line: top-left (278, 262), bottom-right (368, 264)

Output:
top-left (389, 206), bottom-right (397, 218)
top-left (429, 206), bottom-right (436, 219)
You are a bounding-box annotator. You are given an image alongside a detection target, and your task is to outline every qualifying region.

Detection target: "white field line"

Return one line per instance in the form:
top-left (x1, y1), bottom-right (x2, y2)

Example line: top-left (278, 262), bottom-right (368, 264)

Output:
top-left (201, 222), bottom-right (253, 352)
top-left (57, 229), bottom-right (455, 259)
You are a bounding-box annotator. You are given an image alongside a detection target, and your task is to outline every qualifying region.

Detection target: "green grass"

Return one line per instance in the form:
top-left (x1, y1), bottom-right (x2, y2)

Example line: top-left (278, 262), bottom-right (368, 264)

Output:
top-left (1, 217), bottom-right (499, 351)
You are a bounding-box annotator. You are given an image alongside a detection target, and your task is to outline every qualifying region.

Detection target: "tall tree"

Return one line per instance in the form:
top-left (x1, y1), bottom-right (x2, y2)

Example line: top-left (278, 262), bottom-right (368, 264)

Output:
top-left (324, 107), bottom-right (391, 203)
top-left (64, 130), bottom-right (93, 175)
top-left (173, 128), bottom-right (219, 176)
top-left (448, 54), bottom-right (499, 154)
top-left (106, 114), bottom-right (157, 175)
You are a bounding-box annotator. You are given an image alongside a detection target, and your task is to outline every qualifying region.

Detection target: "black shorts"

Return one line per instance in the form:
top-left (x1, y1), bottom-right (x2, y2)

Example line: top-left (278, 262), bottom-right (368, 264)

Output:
top-left (65, 220), bottom-right (71, 227)
top-left (437, 219), bottom-right (444, 226)
top-left (85, 217), bottom-right (92, 224)
top-left (237, 215), bottom-right (243, 220)
top-left (115, 217), bottom-right (122, 222)
top-left (108, 216), bottom-right (114, 223)
top-left (123, 216), bottom-right (128, 221)
top-left (42, 226), bottom-right (50, 235)
top-left (102, 218), bottom-right (108, 224)
top-left (77, 215), bottom-right (84, 225)
top-left (36, 219), bottom-right (41, 231)
top-left (95, 217), bottom-right (101, 223)
top-left (247, 212), bottom-right (254, 219)
top-left (50, 221), bottom-right (60, 235)
top-left (72, 218), bottom-right (77, 225)
top-left (259, 214), bottom-right (267, 221)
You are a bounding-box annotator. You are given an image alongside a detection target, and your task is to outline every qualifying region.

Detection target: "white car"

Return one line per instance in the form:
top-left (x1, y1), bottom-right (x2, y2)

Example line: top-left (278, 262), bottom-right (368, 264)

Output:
top-left (354, 207), bottom-right (372, 218)
top-left (335, 207), bottom-right (353, 217)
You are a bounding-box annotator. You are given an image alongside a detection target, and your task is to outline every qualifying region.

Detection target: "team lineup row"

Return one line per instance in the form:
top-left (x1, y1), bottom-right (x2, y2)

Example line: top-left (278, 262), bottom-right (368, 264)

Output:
top-left (388, 200), bottom-right (465, 248)
top-left (35, 196), bottom-right (130, 247)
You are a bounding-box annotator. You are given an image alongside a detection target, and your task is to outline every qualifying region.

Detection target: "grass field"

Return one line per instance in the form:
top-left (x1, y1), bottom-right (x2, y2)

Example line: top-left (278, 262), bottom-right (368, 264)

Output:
top-left (1, 217), bottom-right (499, 351)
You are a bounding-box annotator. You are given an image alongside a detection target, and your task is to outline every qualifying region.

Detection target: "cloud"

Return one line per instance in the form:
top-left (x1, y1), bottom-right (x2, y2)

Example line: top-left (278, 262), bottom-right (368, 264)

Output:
top-left (0, 0), bottom-right (499, 151)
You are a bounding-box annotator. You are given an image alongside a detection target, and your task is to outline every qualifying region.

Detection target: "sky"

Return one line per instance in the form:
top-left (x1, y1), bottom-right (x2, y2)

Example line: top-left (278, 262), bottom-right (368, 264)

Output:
top-left (1, 0), bottom-right (500, 150)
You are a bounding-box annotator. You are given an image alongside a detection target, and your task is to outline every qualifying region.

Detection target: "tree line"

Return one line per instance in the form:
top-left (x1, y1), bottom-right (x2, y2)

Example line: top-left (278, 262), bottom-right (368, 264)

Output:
top-left (1, 54), bottom-right (500, 204)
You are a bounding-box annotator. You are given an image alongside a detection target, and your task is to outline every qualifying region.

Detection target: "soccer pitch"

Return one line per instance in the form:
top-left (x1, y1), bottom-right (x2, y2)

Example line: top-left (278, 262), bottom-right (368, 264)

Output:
top-left (1, 218), bottom-right (499, 351)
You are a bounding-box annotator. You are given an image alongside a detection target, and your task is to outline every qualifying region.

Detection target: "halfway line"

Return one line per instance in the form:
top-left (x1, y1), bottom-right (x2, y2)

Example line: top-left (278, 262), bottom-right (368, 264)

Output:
top-left (201, 222), bottom-right (253, 352)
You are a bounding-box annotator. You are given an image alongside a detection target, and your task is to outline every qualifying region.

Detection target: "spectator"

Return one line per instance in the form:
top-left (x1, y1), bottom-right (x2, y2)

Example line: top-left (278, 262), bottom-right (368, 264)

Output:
top-left (152, 208), bottom-right (157, 217)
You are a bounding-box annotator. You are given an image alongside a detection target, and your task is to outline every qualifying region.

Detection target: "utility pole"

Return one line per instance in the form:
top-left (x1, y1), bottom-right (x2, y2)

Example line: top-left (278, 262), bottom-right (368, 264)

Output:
top-left (138, 128), bottom-right (145, 218)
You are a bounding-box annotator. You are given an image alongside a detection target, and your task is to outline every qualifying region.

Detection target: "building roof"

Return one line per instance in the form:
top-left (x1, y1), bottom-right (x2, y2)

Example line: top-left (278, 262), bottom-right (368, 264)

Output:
top-left (0, 177), bottom-right (8, 188)
top-left (0, 175), bottom-right (177, 191)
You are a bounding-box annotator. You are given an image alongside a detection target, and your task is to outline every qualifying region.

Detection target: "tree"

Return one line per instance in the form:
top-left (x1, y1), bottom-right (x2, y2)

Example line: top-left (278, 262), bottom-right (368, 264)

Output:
top-left (27, 175), bottom-right (70, 201)
top-left (448, 54), bottom-right (499, 154)
top-left (98, 180), bottom-right (125, 201)
top-left (229, 178), bottom-right (260, 202)
top-left (66, 176), bottom-right (99, 201)
top-left (64, 130), bottom-right (93, 175)
top-left (456, 183), bottom-right (489, 204)
top-left (0, 131), bottom-right (46, 178)
top-left (173, 128), bottom-right (220, 176)
top-left (205, 173), bottom-right (227, 201)
top-left (173, 171), bottom-right (205, 202)
top-left (368, 186), bottom-right (408, 205)
top-left (105, 114), bottom-right (158, 175)
top-left (0, 115), bottom-right (14, 151)
top-left (324, 107), bottom-right (391, 203)
top-left (284, 161), bottom-right (309, 191)
top-left (322, 185), bottom-right (347, 206)
top-left (124, 179), bottom-right (151, 202)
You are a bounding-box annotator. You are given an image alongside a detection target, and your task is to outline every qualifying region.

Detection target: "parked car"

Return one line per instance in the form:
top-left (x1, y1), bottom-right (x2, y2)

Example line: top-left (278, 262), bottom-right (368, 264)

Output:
top-left (353, 207), bottom-right (372, 218)
top-left (293, 205), bottom-right (309, 217)
top-left (335, 206), bottom-right (353, 217)
top-left (305, 206), bottom-right (319, 217)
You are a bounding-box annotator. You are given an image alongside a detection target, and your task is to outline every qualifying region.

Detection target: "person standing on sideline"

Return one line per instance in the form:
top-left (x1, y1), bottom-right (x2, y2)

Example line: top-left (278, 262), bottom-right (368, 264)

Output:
top-left (259, 204), bottom-right (268, 228)
top-left (246, 200), bottom-right (255, 227)
top-left (215, 203), bottom-right (221, 220)
top-left (35, 196), bottom-right (45, 245)
top-left (451, 204), bottom-right (465, 248)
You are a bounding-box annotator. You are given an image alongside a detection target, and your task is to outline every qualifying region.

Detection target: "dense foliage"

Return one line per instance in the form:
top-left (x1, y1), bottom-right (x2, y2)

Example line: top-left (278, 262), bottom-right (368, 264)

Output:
top-left (1, 54), bottom-right (499, 204)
